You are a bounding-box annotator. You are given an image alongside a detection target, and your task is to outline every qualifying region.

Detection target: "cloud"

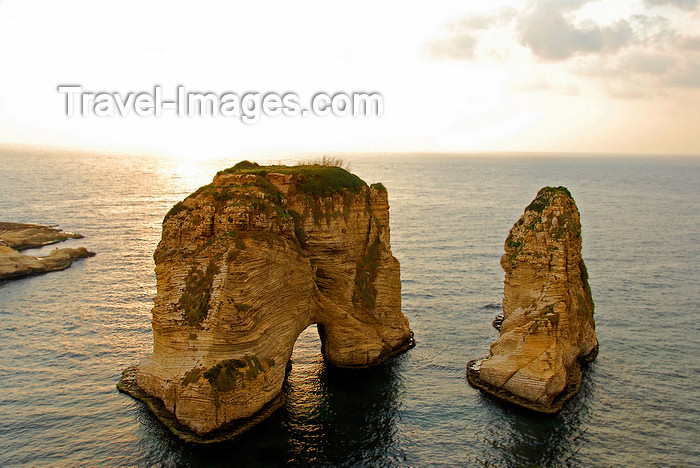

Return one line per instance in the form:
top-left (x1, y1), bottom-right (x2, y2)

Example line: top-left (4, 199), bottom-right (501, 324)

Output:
top-left (426, 7), bottom-right (517, 60)
top-left (427, 33), bottom-right (479, 60)
top-left (576, 48), bottom-right (700, 97)
top-left (518, 6), bottom-right (634, 60)
top-left (455, 7), bottom-right (518, 30)
top-left (426, 0), bottom-right (700, 98)
top-left (617, 50), bottom-right (677, 73)
top-left (538, 0), bottom-right (596, 10)
top-left (662, 58), bottom-right (700, 87)
top-left (630, 14), bottom-right (674, 46)
top-left (452, 15), bottom-right (500, 31)
top-left (607, 85), bottom-right (656, 99)
top-left (679, 35), bottom-right (700, 50)
top-left (513, 75), bottom-right (581, 95)
top-left (644, 0), bottom-right (699, 11)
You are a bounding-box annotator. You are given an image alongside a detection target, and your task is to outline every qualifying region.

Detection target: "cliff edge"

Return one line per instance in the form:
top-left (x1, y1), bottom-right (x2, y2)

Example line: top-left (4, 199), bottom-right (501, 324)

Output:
top-left (468, 187), bottom-right (597, 413)
top-left (120, 161), bottom-right (413, 441)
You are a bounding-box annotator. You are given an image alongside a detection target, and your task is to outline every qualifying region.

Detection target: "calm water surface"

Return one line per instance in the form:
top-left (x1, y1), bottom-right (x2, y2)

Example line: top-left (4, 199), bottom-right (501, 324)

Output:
top-left (0, 149), bottom-right (698, 466)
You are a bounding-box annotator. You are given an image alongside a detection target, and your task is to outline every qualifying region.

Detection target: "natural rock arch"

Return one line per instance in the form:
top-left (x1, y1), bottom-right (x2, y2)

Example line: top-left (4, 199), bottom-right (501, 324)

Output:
top-left (119, 162), bottom-right (413, 441)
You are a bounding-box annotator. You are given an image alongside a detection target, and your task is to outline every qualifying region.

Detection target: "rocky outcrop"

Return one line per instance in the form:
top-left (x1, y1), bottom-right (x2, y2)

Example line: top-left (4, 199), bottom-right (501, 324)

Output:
top-left (468, 187), bottom-right (597, 413)
top-left (120, 161), bottom-right (413, 441)
top-left (0, 245), bottom-right (94, 280)
top-left (0, 222), bottom-right (94, 281)
top-left (0, 222), bottom-right (83, 250)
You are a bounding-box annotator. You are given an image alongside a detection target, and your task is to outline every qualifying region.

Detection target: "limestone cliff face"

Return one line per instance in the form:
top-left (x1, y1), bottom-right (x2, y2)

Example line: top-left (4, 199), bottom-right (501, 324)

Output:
top-left (469, 187), bottom-right (597, 412)
top-left (129, 162), bottom-right (412, 436)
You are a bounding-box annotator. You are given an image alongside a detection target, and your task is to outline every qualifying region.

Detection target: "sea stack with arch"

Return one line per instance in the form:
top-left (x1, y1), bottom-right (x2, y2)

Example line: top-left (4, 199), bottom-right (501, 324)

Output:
top-left (118, 160), bottom-right (414, 442)
top-left (468, 186), bottom-right (598, 413)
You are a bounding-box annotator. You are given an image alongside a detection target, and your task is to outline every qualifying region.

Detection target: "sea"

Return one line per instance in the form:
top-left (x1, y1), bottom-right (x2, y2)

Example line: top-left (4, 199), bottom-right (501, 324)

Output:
top-left (0, 147), bottom-right (698, 467)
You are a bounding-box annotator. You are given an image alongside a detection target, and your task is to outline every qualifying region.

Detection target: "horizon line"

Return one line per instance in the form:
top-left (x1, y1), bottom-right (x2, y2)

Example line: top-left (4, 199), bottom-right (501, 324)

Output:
top-left (0, 141), bottom-right (698, 160)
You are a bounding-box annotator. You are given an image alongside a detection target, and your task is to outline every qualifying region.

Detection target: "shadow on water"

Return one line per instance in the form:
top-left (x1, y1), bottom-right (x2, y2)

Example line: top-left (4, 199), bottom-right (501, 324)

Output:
top-left (133, 327), bottom-right (409, 467)
top-left (472, 363), bottom-right (597, 467)
top-left (280, 356), bottom-right (408, 466)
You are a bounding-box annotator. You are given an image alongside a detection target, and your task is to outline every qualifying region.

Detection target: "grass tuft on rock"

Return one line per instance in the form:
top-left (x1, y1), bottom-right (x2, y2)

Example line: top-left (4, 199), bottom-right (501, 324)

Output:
top-left (297, 155), bottom-right (350, 170)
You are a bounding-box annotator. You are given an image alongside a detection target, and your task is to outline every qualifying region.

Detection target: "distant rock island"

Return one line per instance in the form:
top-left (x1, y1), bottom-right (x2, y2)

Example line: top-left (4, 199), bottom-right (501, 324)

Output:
top-left (468, 187), bottom-right (598, 413)
top-left (119, 161), bottom-right (414, 442)
top-left (0, 222), bottom-right (94, 281)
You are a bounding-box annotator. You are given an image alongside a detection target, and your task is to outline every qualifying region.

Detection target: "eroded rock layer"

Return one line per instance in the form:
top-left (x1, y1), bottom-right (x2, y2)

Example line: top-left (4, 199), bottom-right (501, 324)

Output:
top-left (468, 186), bottom-right (597, 413)
top-left (123, 161), bottom-right (413, 437)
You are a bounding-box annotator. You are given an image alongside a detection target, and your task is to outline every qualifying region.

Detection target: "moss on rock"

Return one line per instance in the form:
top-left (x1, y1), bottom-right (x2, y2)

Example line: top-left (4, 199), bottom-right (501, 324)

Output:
top-left (178, 260), bottom-right (220, 326)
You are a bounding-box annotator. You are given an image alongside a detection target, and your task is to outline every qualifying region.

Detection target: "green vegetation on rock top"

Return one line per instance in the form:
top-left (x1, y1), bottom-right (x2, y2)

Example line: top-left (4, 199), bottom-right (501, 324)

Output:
top-left (217, 160), bottom-right (368, 198)
top-left (525, 186), bottom-right (573, 213)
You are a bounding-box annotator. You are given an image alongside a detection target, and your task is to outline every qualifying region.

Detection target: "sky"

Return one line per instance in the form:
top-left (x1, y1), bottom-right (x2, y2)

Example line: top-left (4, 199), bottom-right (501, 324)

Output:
top-left (0, 0), bottom-right (698, 159)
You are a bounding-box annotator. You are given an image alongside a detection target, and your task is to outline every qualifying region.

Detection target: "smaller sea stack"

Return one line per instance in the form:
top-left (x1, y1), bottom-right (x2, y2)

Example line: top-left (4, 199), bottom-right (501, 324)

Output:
top-left (468, 187), bottom-right (597, 413)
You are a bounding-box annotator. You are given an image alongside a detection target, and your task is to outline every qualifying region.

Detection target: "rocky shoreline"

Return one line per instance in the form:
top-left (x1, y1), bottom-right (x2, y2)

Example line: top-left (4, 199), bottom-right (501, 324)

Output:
top-left (0, 222), bottom-right (83, 250)
top-left (0, 222), bottom-right (95, 281)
